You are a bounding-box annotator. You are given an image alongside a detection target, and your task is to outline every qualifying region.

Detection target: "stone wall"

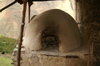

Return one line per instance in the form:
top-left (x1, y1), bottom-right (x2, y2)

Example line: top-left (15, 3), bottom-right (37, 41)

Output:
top-left (76, 0), bottom-right (100, 44)
top-left (76, 0), bottom-right (100, 65)
top-left (12, 46), bottom-right (88, 66)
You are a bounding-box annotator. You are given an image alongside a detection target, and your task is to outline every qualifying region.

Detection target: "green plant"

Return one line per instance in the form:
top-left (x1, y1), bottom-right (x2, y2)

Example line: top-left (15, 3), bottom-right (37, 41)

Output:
top-left (0, 34), bottom-right (5, 37)
top-left (0, 36), bottom-right (17, 54)
top-left (0, 57), bottom-right (13, 66)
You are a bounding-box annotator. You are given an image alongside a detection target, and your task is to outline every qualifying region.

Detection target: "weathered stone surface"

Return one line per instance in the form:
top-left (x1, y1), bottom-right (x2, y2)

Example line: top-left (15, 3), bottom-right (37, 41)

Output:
top-left (23, 9), bottom-right (81, 53)
top-left (12, 44), bottom-right (89, 66)
top-left (20, 53), bottom-right (88, 66)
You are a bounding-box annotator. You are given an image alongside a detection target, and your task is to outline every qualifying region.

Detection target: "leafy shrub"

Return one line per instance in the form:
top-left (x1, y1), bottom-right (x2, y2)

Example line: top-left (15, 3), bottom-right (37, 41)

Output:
top-left (0, 35), bottom-right (17, 54)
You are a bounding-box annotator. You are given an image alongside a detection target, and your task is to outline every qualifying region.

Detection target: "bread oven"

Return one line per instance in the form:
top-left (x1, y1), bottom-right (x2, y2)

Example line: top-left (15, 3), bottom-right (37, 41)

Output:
top-left (12, 9), bottom-right (88, 66)
top-left (22, 9), bottom-right (81, 53)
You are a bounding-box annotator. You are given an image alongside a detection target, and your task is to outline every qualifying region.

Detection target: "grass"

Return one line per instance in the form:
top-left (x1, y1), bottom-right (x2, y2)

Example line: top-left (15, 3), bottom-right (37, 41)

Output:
top-left (0, 34), bottom-right (17, 54)
top-left (0, 34), bottom-right (17, 66)
top-left (0, 56), bottom-right (13, 66)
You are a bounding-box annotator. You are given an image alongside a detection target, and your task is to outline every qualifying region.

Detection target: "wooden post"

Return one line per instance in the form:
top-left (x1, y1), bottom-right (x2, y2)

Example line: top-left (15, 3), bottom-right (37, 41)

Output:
top-left (91, 43), bottom-right (94, 66)
top-left (88, 39), bottom-right (91, 66)
top-left (17, 2), bottom-right (27, 66)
